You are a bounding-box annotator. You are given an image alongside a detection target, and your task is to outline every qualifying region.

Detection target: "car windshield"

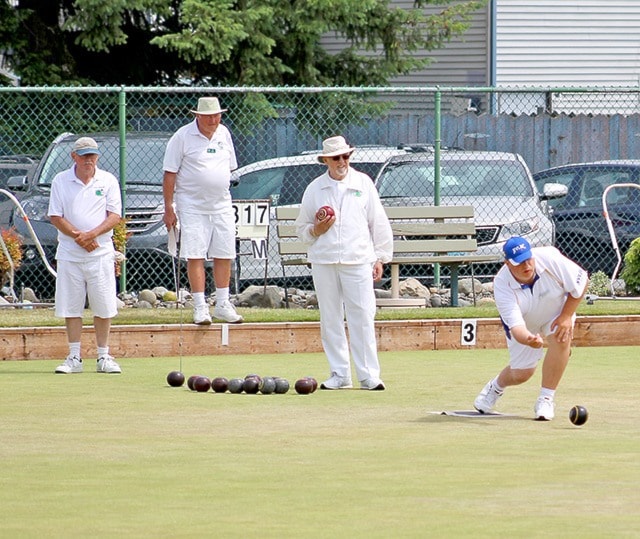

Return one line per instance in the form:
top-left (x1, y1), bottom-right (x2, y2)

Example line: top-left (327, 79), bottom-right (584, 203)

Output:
top-left (36, 136), bottom-right (169, 187)
top-left (376, 159), bottom-right (533, 198)
top-left (230, 161), bottom-right (385, 205)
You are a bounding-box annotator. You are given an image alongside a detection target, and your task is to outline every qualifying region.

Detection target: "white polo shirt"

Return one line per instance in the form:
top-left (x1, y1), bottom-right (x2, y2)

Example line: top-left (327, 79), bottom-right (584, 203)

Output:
top-left (295, 168), bottom-right (393, 265)
top-left (48, 166), bottom-right (122, 262)
top-left (494, 246), bottom-right (588, 335)
top-left (163, 120), bottom-right (237, 214)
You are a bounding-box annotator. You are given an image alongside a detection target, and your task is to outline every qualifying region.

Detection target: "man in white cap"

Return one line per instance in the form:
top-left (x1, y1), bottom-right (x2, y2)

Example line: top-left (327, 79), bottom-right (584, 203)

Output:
top-left (49, 136), bottom-right (123, 374)
top-left (474, 236), bottom-right (589, 420)
top-left (295, 135), bottom-right (393, 390)
top-left (162, 96), bottom-right (242, 324)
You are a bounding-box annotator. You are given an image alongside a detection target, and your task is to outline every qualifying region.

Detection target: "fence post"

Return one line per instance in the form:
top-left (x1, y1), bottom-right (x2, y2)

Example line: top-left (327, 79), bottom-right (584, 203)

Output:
top-left (118, 88), bottom-right (128, 293)
top-left (433, 88), bottom-right (441, 286)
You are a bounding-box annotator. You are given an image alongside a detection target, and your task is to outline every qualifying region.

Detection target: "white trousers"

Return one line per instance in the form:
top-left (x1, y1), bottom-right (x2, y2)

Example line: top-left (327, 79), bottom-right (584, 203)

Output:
top-left (312, 263), bottom-right (381, 382)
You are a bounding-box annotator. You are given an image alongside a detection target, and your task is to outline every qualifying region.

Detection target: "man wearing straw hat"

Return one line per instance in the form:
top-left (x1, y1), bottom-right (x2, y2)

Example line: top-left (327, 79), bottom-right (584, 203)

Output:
top-left (295, 135), bottom-right (393, 390)
top-left (162, 96), bottom-right (243, 325)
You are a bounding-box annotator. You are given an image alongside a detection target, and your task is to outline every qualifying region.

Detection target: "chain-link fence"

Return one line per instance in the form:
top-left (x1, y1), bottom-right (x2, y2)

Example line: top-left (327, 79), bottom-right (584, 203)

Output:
top-left (1, 86), bottom-right (639, 300)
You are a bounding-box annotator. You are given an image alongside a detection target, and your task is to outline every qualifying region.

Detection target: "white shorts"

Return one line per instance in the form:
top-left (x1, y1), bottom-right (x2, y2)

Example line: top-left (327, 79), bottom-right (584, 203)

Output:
top-left (505, 316), bottom-right (575, 370)
top-left (177, 211), bottom-right (236, 260)
top-left (55, 256), bottom-right (118, 318)
top-left (506, 337), bottom-right (546, 370)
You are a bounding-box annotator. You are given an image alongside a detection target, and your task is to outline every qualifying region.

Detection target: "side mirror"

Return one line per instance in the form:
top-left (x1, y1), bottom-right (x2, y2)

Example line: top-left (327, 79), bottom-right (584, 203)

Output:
top-left (6, 175), bottom-right (28, 190)
top-left (540, 182), bottom-right (568, 200)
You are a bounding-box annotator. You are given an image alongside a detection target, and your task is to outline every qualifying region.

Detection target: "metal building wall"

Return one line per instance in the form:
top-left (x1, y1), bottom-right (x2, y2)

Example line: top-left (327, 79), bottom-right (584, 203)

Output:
top-left (496, 0), bottom-right (640, 87)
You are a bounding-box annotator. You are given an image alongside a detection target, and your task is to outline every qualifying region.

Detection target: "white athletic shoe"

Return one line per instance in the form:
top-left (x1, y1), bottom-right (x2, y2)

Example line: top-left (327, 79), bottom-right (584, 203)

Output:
top-left (320, 373), bottom-right (353, 390)
top-left (213, 300), bottom-right (243, 323)
top-left (55, 355), bottom-right (83, 374)
top-left (534, 396), bottom-right (555, 421)
top-left (97, 355), bottom-right (122, 374)
top-left (474, 380), bottom-right (503, 413)
top-left (193, 305), bottom-right (212, 325)
top-left (360, 378), bottom-right (386, 391)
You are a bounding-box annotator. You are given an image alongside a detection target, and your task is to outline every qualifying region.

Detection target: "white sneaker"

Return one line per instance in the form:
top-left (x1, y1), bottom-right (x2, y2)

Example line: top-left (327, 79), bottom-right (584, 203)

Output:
top-left (97, 355), bottom-right (122, 374)
top-left (55, 355), bottom-right (83, 374)
top-left (474, 380), bottom-right (503, 413)
top-left (534, 396), bottom-right (555, 421)
top-left (360, 378), bottom-right (386, 390)
top-left (213, 300), bottom-right (243, 323)
top-left (320, 373), bottom-right (353, 390)
top-left (193, 305), bottom-right (212, 325)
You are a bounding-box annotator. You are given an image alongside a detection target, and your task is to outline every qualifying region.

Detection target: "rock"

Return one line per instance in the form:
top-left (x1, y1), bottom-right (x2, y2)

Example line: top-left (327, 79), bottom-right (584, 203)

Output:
top-left (236, 285), bottom-right (283, 308)
top-left (153, 286), bottom-right (169, 298)
top-left (138, 289), bottom-right (157, 305)
top-left (399, 278), bottom-right (431, 299)
top-left (458, 278), bottom-right (484, 296)
top-left (134, 300), bottom-right (154, 308)
top-left (23, 287), bottom-right (39, 302)
top-left (304, 294), bottom-right (318, 308)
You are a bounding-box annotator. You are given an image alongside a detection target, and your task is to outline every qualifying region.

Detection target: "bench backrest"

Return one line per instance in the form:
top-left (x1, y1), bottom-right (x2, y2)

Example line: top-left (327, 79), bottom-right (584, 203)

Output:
top-left (275, 205), bottom-right (482, 258)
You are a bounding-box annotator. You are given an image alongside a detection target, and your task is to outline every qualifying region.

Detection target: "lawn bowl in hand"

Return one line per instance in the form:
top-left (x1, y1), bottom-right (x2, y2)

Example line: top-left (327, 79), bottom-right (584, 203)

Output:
top-left (316, 206), bottom-right (335, 221)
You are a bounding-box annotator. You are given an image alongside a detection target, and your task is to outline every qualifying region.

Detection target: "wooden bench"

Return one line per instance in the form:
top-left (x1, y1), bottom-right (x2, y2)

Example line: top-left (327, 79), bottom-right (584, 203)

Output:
top-left (275, 205), bottom-right (501, 307)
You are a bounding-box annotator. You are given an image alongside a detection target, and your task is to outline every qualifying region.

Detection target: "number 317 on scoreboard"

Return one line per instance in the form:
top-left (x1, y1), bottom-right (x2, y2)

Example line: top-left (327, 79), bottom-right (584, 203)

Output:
top-left (232, 200), bottom-right (270, 239)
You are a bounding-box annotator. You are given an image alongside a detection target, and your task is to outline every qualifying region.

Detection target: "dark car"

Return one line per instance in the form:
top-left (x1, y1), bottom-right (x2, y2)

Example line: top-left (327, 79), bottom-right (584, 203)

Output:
top-left (10, 132), bottom-right (174, 299)
top-left (0, 154), bottom-right (39, 227)
top-left (533, 161), bottom-right (640, 275)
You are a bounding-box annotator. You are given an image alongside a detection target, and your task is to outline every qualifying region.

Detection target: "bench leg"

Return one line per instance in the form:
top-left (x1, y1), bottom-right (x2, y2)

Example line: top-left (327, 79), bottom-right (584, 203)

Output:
top-left (390, 265), bottom-right (400, 298)
top-left (282, 263), bottom-right (289, 308)
top-left (450, 266), bottom-right (459, 307)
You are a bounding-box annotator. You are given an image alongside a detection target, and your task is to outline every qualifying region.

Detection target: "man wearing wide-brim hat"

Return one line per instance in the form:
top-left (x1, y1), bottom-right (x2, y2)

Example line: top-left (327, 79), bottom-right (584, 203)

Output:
top-left (295, 135), bottom-right (393, 391)
top-left (162, 97), bottom-right (243, 325)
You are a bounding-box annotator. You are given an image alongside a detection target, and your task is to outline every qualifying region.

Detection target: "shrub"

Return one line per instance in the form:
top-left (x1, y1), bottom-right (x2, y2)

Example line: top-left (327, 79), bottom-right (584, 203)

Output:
top-left (587, 271), bottom-right (611, 297)
top-left (112, 218), bottom-right (131, 277)
top-left (0, 228), bottom-right (23, 285)
top-left (620, 237), bottom-right (640, 295)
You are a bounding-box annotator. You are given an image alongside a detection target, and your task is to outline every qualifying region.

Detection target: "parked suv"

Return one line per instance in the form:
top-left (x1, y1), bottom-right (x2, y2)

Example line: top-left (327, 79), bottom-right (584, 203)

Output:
top-left (10, 132), bottom-right (173, 299)
top-left (229, 146), bottom-right (413, 285)
top-left (373, 150), bottom-right (559, 278)
top-left (533, 161), bottom-right (640, 275)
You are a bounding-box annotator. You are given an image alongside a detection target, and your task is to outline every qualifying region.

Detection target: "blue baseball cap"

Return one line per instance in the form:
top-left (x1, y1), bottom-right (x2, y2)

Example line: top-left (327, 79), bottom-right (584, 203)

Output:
top-left (503, 236), bottom-right (532, 265)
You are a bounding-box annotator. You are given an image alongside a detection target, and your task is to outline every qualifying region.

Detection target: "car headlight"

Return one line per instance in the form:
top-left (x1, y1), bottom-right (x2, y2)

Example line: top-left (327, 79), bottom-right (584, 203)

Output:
top-left (20, 197), bottom-right (50, 221)
top-left (499, 218), bottom-right (540, 239)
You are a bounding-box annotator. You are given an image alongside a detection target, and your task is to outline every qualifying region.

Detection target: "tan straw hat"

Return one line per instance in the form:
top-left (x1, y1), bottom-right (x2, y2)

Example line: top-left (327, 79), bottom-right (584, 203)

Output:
top-left (317, 136), bottom-right (355, 163)
top-left (191, 97), bottom-right (227, 115)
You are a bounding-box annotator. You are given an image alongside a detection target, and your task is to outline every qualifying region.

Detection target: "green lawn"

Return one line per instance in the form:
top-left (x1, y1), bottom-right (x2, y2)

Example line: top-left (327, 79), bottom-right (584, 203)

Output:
top-left (1, 347), bottom-right (638, 538)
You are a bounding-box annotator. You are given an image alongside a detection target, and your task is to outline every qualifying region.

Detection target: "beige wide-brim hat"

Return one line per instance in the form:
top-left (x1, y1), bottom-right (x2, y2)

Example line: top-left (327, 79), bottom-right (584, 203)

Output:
top-left (191, 97), bottom-right (227, 115)
top-left (317, 136), bottom-right (355, 163)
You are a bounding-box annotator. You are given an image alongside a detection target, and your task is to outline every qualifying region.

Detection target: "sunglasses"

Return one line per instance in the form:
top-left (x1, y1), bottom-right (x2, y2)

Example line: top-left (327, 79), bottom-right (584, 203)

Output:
top-left (330, 153), bottom-right (352, 162)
